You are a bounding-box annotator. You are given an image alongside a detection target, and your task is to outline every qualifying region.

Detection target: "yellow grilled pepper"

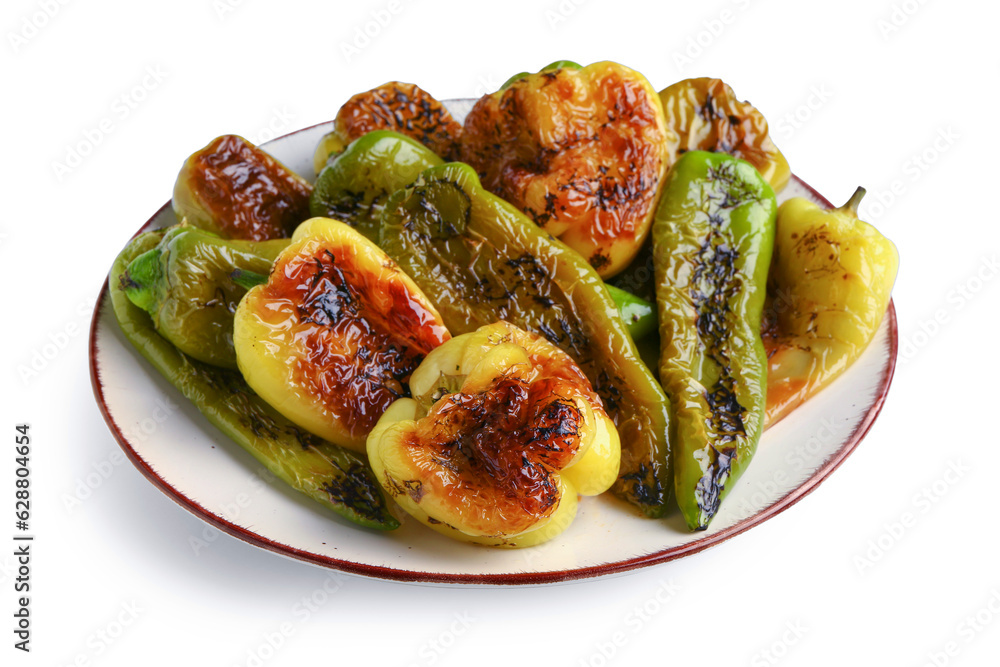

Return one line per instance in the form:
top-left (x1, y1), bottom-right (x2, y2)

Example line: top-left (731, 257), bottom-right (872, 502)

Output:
top-left (763, 188), bottom-right (898, 424)
top-left (233, 217), bottom-right (450, 451)
top-left (460, 61), bottom-right (672, 278)
top-left (659, 77), bottom-right (790, 192)
top-left (367, 321), bottom-right (620, 548)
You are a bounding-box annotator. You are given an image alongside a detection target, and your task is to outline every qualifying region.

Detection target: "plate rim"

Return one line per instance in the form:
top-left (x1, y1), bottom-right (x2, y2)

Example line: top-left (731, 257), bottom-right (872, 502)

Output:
top-left (88, 120), bottom-right (899, 586)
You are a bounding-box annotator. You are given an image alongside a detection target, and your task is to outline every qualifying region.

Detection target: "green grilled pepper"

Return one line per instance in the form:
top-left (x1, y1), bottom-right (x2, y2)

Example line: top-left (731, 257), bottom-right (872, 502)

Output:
top-left (120, 225), bottom-right (288, 369)
top-left (606, 284), bottom-right (656, 341)
top-left (379, 162), bottom-right (673, 517)
top-left (652, 150), bottom-right (776, 530)
top-left (110, 231), bottom-right (399, 530)
top-left (310, 130), bottom-right (443, 243)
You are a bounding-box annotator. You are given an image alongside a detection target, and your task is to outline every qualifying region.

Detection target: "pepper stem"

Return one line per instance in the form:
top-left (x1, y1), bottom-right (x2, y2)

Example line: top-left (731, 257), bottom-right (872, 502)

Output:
top-left (119, 248), bottom-right (163, 313)
top-left (230, 268), bottom-right (269, 290)
top-left (839, 186), bottom-right (867, 217)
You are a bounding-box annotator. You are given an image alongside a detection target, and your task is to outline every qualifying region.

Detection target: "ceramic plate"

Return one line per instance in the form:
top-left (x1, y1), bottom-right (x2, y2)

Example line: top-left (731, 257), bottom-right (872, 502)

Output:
top-left (89, 100), bottom-right (897, 585)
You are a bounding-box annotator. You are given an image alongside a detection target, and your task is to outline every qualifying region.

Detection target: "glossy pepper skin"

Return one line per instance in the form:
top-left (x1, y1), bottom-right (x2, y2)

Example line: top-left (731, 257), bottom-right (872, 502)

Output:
top-left (653, 150), bottom-right (776, 530)
top-left (234, 217), bottom-right (451, 452)
top-left (312, 82), bottom-right (463, 173)
top-left (367, 321), bottom-right (620, 547)
top-left (461, 61), bottom-right (672, 278)
top-left (120, 225), bottom-right (288, 369)
top-left (173, 135), bottom-right (313, 241)
top-left (110, 231), bottom-right (399, 530)
top-left (379, 162), bottom-right (673, 517)
top-left (659, 78), bottom-right (790, 193)
top-left (499, 59), bottom-right (583, 90)
top-left (762, 188), bottom-right (898, 424)
top-left (310, 130), bottom-right (444, 243)
top-left (605, 284), bottom-right (656, 341)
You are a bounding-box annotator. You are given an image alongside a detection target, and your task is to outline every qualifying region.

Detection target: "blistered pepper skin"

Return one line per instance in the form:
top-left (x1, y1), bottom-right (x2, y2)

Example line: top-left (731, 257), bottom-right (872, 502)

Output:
top-left (120, 225), bottom-right (288, 369)
top-left (659, 78), bottom-right (790, 193)
top-left (461, 61), bottom-right (672, 278)
top-left (310, 131), bottom-right (444, 243)
top-left (313, 82), bottom-right (462, 173)
top-left (367, 322), bottom-right (619, 547)
top-left (110, 231), bottom-right (399, 530)
top-left (234, 217), bottom-right (450, 452)
top-left (653, 151), bottom-right (776, 531)
top-left (762, 188), bottom-right (898, 424)
top-left (174, 135), bottom-right (313, 241)
top-left (379, 163), bottom-right (673, 518)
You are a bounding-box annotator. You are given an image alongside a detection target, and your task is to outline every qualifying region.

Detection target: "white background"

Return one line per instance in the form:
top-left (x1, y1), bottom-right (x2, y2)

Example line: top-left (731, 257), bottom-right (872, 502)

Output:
top-left (3, 0), bottom-right (998, 665)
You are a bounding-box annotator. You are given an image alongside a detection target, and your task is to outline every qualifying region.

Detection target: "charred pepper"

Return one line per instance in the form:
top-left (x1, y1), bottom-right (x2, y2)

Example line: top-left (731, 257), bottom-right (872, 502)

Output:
top-left (312, 81), bottom-right (462, 173)
top-left (653, 150), bottom-right (776, 530)
top-left (173, 135), bottom-right (313, 241)
top-left (379, 162), bottom-right (673, 517)
top-left (659, 78), bottom-right (790, 192)
top-left (110, 231), bottom-right (399, 529)
top-left (368, 321), bottom-right (620, 547)
top-left (120, 225), bottom-right (288, 369)
top-left (461, 60), bottom-right (671, 278)
top-left (310, 130), bottom-right (443, 243)
top-left (233, 217), bottom-right (451, 452)
top-left (763, 188), bottom-right (898, 424)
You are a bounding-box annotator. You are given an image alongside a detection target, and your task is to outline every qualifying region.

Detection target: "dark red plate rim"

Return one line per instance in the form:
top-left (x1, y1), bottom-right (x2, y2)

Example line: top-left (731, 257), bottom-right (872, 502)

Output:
top-left (88, 121), bottom-right (898, 586)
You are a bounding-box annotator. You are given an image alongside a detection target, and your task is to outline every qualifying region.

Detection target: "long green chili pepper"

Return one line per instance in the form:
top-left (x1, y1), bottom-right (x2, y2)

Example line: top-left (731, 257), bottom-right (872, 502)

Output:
top-left (379, 162), bottom-right (673, 518)
top-left (120, 225), bottom-right (289, 369)
top-left (110, 231), bottom-right (399, 530)
top-left (652, 150), bottom-right (776, 531)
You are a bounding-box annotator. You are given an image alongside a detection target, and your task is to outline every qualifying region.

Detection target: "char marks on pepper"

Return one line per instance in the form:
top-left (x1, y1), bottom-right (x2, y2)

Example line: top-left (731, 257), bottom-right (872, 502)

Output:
top-left (688, 162), bottom-right (759, 516)
top-left (266, 243), bottom-right (442, 437)
top-left (336, 82), bottom-right (462, 160)
top-left (408, 374), bottom-right (585, 528)
top-left (187, 135), bottom-right (312, 241)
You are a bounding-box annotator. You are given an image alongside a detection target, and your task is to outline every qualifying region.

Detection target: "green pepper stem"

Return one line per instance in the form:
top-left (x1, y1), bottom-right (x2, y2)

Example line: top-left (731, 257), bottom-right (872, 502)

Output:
top-left (119, 248), bottom-right (163, 313)
top-left (840, 186), bottom-right (867, 217)
top-left (230, 268), bottom-right (269, 290)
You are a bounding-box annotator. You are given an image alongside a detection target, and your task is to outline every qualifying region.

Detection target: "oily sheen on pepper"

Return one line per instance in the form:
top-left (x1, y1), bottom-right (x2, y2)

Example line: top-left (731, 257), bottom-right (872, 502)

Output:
top-left (234, 217), bottom-right (450, 451)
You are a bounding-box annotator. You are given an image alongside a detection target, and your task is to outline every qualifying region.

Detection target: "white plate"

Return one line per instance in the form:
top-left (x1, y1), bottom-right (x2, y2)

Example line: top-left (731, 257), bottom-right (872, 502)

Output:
top-left (89, 102), bottom-right (897, 585)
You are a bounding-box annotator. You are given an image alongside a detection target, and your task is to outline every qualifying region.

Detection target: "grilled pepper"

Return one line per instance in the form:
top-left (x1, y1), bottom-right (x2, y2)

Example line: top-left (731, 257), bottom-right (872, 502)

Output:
top-left (310, 130), bottom-right (444, 243)
top-left (110, 231), bottom-right (398, 529)
top-left (499, 59), bottom-right (583, 90)
top-left (174, 135), bottom-right (313, 241)
top-left (234, 217), bottom-right (450, 452)
top-left (461, 61), bottom-right (672, 278)
top-left (379, 163), bottom-right (673, 517)
top-left (763, 188), bottom-right (898, 424)
top-left (659, 78), bottom-right (790, 192)
top-left (653, 150), bottom-right (776, 530)
top-left (120, 225), bottom-right (288, 369)
top-left (606, 284), bottom-right (656, 341)
top-left (312, 82), bottom-right (462, 173)
top-left (367, 321), bottom-right (620, 547)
